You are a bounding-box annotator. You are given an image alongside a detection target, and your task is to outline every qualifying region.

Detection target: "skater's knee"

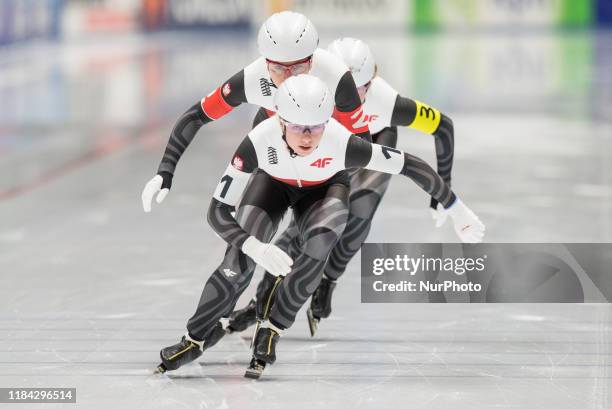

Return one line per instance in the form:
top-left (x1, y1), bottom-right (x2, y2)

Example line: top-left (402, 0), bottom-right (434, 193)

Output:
top-left (214, 260), bottom-right (252, 289)
top-left (302, 225), bottom-right (346, 261)
top-left (235, 205), bottom-right (278, 242)
top-left (300, 198), bottom-right (348, 261)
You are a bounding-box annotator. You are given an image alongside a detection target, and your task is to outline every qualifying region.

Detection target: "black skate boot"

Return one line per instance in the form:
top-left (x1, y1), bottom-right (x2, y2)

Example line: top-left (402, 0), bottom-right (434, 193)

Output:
top-left (203, 321), bottom-right (227, 350)
top-left (155, 321), bottom-right (226, 374)
top-left (248, 272), bottom-right (283, 348)
top-left (307, 276), bottom-right (336, 336)
top-left (255, 272), bottom-right (284, 321)
top-left (226, 299), bottom-right (257, 334)
top-left (155, 335), bottom-right (202, 374)
top-left (244, 327), bottom-right (280, 379)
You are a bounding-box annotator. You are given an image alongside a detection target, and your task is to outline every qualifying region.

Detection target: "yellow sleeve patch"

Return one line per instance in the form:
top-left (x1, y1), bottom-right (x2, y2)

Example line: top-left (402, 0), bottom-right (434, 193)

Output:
top-left (409, 100), bottom-right (441, 134)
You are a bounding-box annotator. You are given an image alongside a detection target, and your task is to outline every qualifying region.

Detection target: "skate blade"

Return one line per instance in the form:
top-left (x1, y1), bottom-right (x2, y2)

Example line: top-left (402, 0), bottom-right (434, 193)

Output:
top-left (154, 363), bottom-right (167, 374)
top-left (306, 308), bottom-right (319, 337)
top-left (244, 358), bottom-right (266, 379)
top-left (244, 367), bottom-right (263, 379)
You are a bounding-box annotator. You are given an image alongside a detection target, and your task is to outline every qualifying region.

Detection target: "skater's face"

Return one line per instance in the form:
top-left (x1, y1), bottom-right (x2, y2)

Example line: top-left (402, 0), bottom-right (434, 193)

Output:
top-left (280, 118), bottom-right (326, 156)
top-left (266, 56), bottom-right (312, 87)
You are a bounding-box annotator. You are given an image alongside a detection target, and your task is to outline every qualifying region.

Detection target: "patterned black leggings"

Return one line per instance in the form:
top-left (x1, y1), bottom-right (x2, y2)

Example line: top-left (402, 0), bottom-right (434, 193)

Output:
top-left (186, 171), bottom-right (349, 338)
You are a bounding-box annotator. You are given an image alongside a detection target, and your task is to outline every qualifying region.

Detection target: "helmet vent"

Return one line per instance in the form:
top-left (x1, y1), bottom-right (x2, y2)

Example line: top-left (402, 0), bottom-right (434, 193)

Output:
top-left (295, 23), bottom-right (307, 44)
top-left (317, 90), bottom-right (328, 108)
top-left (286, 90), bottom-right (300, 108)
top-left (356, 55), bottom-right (367, 73)
top-left (265, 27), bottom-right (277, 45)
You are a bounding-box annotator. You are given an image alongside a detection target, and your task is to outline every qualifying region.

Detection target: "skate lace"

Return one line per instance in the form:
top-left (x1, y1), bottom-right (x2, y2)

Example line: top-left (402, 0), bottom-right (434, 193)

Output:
top-left (167, 341), bottom-right (196, 360)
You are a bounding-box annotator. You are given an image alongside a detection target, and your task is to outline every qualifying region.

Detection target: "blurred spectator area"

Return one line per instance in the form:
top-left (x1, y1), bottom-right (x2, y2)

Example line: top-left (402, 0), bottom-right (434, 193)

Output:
top-left (2, 0), bottom-right (612, 47)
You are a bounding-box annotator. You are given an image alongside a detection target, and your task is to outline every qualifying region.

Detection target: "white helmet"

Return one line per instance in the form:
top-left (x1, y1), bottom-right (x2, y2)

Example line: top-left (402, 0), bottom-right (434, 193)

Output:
top-left (327, 37), bottom-right (375, 86)
top-left (258, 11), bottom-right (319, 62)
top-left (274, 74), bottom-right (333, 125)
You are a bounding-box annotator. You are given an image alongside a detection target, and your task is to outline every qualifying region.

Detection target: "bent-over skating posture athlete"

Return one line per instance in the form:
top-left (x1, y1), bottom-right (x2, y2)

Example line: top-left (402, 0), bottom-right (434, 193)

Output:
top-left (142, 12), bottom-right (372, 213)
top-left (229, 37), bottom-right (460, 336)
top-left (152, 75), bottom-right (485, 379)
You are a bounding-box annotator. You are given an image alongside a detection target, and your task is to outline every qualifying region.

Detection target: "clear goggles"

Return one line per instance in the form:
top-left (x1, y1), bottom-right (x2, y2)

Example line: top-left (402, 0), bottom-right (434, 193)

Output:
top-left (280, 117), bottom-right (327, 134)
top-left (266, 56), bottom-right (312, 76)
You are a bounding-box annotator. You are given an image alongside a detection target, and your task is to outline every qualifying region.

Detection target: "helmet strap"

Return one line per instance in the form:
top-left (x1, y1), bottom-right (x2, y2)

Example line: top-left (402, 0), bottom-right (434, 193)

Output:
top-left (281, 130), bottom-right (298, 158)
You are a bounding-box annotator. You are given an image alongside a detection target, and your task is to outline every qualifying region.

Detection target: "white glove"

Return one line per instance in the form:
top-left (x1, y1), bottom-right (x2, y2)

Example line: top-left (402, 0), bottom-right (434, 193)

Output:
top-left (242, 236), bottom-right (293, 276)
top-left (446, 199), bottom-right (485, 243)
top-left (141, 175), bottom-right (169, 213)
top-left (430, 203), bottom-right (449, 228)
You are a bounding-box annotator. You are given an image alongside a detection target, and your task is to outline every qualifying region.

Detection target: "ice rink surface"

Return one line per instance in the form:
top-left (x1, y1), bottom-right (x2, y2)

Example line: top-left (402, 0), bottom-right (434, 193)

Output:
top-left (0, 28), bottom-right (611, 408)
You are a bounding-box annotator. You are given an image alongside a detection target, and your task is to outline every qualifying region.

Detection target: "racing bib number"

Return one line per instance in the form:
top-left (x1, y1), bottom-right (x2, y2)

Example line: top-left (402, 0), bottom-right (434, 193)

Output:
top-left (410, 100), bottom-right (441, 134)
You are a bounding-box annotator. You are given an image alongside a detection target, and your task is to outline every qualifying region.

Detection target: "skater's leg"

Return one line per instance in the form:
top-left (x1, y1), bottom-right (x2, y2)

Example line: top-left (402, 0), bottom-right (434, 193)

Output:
top-left (322, 170), bottom-right (390, 279)
top-left (186, 172), bottom-right (289, 340)
top-left (324, 127), bottom-right (397, 281)
top-left (268, 182), bottom-right (350, 330)
top-left (246, 182), bottom-right (349, 377)
top-left (227, 217), bottom-right (302, 333)
top-left (273, 216), bottom-right (302, 259)
top-left (158, 172), bottom-right (288, 372)
top-left (307, 127), bottom-right (397, 332)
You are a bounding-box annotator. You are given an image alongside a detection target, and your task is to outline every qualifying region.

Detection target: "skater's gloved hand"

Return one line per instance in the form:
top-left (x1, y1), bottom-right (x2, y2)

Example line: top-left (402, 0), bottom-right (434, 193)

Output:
top-left (445, 198), bottom-right (485, 243)
top-left (430, 203), bottom-right (449, 228)
top-left (242, 236), bottom-right (293, 276)
top-left (142, 172), bottom-right (173, 213)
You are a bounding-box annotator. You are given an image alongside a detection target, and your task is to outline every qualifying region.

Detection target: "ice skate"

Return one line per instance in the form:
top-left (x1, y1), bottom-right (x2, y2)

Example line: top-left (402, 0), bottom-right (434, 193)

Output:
top-left (226, 298), bottom-right (257, 333)
top-left (244, 326), bottom-right (279, 379)
top-left (228, 271), bottom-right (283, 335)
top-left (306, 307), bottom-right (319, 337)
top-left (155, 322), bottom-right (226, 373)
top-left (155, 335), bottom-right (202, 374)
top-left (244, 357), bottom-right (267, 379)
top-left (255, 272), bottom-right (284, 321)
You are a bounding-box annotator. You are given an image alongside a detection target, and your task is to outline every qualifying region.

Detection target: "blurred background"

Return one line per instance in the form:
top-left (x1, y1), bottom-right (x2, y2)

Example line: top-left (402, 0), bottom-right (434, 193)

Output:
top-left (1, 2), bottom-right (611, 408)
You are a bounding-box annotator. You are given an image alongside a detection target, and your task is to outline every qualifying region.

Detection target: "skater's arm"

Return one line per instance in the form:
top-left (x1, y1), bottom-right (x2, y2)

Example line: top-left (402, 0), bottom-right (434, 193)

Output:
top-left (157, 70), bottom-right (247, 179)
top-left (252, 107), bottom-right (275, 129)
top-left (207, 136), bottom-right (293, 273)
top-left (207, 136), bottom-right (257, 248)
top-left (344, 137), bottom-right (484, 242)
top-left (345, 137), bottom-right (456, 209)
top-left (391, 95), bottom-right (455, 209)
top-left (333, 71), bottom-right (372, 142)
top-left (207, 199), bottom-right (251, 248)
